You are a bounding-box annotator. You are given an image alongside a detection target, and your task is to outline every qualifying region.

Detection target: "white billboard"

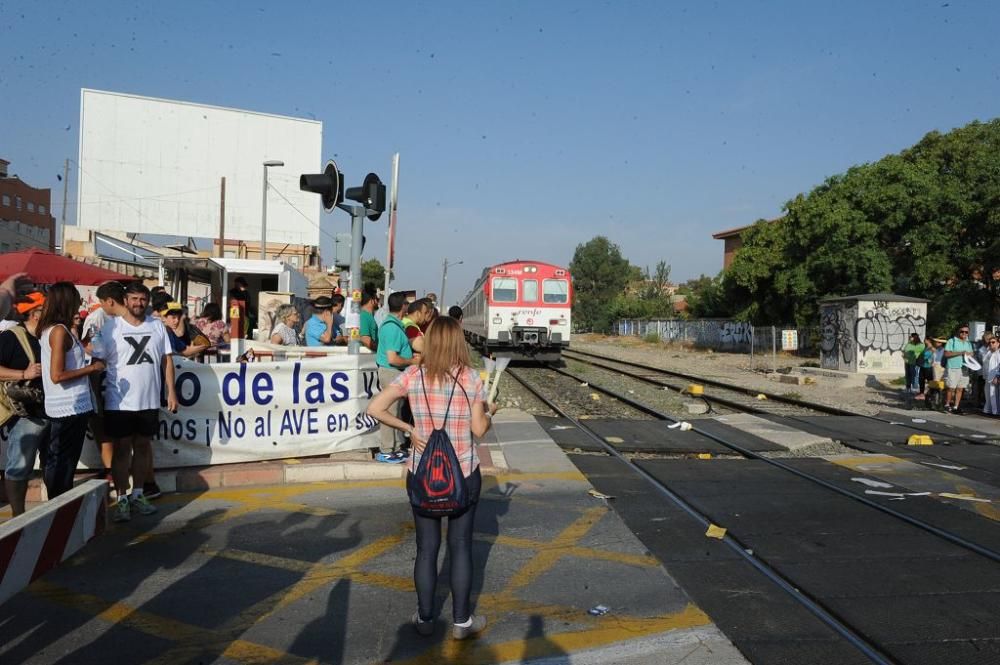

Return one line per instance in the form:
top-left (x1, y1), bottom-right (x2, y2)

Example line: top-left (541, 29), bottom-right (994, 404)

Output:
top-left (78, 89), bottom-right (323, 247)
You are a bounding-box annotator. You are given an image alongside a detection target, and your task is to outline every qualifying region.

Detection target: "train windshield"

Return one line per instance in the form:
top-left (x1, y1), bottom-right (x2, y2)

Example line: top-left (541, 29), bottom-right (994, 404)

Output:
top-left (523, 279), bottom-right (538, 302)
top-left (493, 277), bottom-right (517, 302)
top-left (543, 279), bottom-right (569, 303)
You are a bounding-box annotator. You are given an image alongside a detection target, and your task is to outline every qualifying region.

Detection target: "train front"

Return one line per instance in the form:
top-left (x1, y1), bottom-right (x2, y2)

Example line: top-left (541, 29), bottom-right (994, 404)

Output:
top-left (484, 262), bottom-right (572, 361)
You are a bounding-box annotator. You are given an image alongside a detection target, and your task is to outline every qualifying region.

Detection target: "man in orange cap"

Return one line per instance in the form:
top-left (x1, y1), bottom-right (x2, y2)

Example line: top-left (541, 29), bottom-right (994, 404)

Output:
top-left (0, 291), bottom-right (49, 516)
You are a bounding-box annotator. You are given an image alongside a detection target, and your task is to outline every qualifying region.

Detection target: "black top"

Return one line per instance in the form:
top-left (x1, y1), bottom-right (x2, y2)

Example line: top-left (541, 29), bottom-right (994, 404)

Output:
top-left (0, 326), bottom-right (43, 391)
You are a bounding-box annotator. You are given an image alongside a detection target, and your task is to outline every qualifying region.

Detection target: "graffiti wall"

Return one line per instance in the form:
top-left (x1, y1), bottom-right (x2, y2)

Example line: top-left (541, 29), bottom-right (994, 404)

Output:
top-left (819, 298), bottom-right (927, 374)
top-left (616, 319), bottom-right (757, 351)
top-left (819, 303), bottom-right (857, 371)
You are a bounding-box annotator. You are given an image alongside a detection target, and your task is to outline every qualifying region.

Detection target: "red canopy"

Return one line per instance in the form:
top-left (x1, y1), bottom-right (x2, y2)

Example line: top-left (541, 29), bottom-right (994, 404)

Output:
top-left (0, 249), bottom-right (135, 286)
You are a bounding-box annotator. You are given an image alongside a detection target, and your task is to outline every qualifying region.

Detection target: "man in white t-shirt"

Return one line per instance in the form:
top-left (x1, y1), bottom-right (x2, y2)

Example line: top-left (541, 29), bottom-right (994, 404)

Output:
top-left (81, 281), bottom-right (129, 493)
top-left (103, 282), bottom-right (178, 523)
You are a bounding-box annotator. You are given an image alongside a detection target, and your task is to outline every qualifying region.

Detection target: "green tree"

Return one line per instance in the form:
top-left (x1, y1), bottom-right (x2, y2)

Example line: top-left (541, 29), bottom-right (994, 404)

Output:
top-left (361, 258), bottom-right (391, 294)
top-left (722, 118), bottom-right (1000, 327)
top-left (678, 273), bottom-right (729, 318)
top-left (569, 236), bottom-right (636, 332)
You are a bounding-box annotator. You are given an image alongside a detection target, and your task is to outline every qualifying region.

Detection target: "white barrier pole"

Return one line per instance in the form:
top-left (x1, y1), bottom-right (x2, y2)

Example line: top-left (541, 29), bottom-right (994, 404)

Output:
top-left (0, 479), bottom-right (107, 605)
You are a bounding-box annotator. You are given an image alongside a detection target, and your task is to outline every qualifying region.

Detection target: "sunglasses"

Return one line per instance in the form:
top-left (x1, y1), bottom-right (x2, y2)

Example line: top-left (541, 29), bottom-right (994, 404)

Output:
top-left (959, 330), bottom-right (970, 334)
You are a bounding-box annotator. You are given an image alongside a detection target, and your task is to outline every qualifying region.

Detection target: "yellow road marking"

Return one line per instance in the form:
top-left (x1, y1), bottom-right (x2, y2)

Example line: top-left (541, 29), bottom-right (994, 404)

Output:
top-left (504, 507), bottom-right (608, 592)
top-left (28, 580), bottom-right (316, 665)
top-left (384, 603), bottom-right (712, 665)
top-left (958, 484), bottom-right (1000, 522)
top-left (29, 463), bottom-right (700, 665)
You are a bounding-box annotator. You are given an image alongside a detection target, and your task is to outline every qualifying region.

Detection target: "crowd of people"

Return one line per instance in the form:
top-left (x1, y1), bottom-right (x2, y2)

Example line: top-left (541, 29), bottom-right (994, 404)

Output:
top-left (1, 273), bottom-right (493, 639)
top-left (1, 277), bottom-right (178, 521)
top-left (902, 324), bottom-right (1000, 416)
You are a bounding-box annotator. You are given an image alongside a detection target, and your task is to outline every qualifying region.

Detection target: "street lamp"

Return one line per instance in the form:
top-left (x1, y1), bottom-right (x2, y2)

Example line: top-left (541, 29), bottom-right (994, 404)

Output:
top-left (440, 259), bottom-right (463, 310)
top-left (261, 160), bottom-right (284, 259)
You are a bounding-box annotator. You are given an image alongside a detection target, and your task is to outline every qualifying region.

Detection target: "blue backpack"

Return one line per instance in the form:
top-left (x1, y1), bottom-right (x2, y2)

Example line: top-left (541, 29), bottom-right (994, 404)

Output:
top-left (408, 370), bottom-right (471, 517)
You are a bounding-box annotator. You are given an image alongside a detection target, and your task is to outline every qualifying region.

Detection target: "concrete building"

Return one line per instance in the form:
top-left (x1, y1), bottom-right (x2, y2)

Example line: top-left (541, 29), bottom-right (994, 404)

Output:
top-left (213, 239), bottom-right (320, 272)
top-left (711, 224), bottom-right (751, 270)
top-left (0, 158), bottom-right (55, 252)
top-left (819, 293), bottom-right (929, 374)
top-left (712, 218), bottom-right (782, 270)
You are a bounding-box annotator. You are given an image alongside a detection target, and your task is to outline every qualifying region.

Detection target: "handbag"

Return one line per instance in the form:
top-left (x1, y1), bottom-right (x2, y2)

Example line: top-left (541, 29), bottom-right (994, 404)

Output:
top-left (0, 327), bottom-right (46, 422)
top-left (408, 369), bottom-right (471, 517)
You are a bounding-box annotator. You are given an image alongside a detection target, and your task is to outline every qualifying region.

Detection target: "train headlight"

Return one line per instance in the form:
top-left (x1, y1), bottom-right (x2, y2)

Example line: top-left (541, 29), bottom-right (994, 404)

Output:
top-left (492, 316), bottom-right (502, 325)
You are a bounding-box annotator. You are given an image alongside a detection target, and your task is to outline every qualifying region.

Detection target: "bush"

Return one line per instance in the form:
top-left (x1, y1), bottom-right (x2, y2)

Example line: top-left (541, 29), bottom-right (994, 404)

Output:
top-left (643, 331), bottom-right (662, 344)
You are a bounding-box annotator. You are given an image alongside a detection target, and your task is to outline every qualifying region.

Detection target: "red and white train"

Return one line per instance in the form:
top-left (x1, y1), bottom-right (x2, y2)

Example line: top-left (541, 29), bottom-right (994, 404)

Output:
top-left (460, 260), bottom-right (573, 361)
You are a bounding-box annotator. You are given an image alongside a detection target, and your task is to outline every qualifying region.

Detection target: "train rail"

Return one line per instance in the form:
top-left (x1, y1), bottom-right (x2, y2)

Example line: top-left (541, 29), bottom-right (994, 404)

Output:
top-left (507, 365), bottom-right (1000, 664)
top-left (561, 348), bottom-right (1000, 475)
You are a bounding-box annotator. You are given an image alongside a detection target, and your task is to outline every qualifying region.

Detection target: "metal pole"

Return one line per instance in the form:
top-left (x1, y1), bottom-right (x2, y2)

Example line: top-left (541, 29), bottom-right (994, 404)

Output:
top-left (440, 258), bottom-right (448, 310)
top-left (260, 165), bottom-right (268, 260)
top-left (218, 177), bottom-right (226, 258)
top-left (772, 325), bottom-right (777, 373)
top-left (59, 158), bottom-right (69, 253)
top-left (750, 325), bottom-right (754, 371)
top-left (384, 153), bottom-right (399, 298)
top-left (336, 203), bottom-right (366, 355)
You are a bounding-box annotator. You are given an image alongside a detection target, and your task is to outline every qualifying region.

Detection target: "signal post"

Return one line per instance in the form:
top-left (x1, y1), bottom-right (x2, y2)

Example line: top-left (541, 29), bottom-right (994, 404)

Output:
top-left (300, 162), bottom-right (385, 355)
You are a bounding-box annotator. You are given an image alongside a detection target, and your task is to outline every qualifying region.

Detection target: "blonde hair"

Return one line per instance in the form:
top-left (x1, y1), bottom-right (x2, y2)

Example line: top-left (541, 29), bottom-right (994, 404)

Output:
top-left (421, 316), bottom-right (470, 385)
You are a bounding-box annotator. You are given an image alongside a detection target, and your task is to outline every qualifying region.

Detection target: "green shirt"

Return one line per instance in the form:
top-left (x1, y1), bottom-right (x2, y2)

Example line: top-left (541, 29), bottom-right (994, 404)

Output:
top-left (359, 309), bottom-right (378, 349)
top-left (903, 342), bottom-right (925, 365)
top-left (376, 314), bottom-right (412, 369)
top-left (944, 337), bottom-right (974, 369)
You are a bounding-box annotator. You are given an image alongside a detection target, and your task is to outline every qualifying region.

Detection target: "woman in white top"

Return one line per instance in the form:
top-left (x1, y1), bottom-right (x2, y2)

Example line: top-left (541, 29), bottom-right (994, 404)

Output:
top-left (983, 335), bottom-right (1000, 416)
top-left (38, 282), bottom-right (105, 499)
top-left (269, 304), bottom-right (301, 346)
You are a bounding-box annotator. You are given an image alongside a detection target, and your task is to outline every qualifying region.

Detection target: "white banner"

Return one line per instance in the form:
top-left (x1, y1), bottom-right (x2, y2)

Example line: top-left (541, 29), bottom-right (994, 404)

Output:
top-left (154, 354), bottom-right (380, 466)
top-left (0, 353), bottom-right (382, 471)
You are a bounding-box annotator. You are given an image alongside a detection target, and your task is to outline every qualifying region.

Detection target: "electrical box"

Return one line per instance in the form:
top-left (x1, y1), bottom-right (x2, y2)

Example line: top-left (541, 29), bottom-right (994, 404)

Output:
top-left (334, 233), bottom-right (352, 269)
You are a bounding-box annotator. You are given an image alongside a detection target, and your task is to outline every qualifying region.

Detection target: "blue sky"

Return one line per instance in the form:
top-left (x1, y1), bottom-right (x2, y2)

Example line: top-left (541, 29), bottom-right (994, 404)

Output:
top-left (2, 1), bottom-right (998, 304)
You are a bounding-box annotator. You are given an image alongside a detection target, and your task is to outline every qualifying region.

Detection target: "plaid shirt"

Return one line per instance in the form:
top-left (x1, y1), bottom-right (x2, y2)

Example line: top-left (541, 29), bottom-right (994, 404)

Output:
top-left (391, 365), bottom-right (485, 477)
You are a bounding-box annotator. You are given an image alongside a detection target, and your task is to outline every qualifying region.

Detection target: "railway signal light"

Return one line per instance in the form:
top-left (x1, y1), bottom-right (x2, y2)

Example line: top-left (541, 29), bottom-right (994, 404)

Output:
top-left (299, 160), bottom-right (343, 212)
top-left (345, 172), bottom-right (386, 221)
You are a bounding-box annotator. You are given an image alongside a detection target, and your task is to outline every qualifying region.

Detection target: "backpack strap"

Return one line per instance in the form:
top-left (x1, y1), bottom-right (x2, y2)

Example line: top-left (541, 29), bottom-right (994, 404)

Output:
top-left (419, 368), bottom-right (462, 431)
top-left (9, 326), bottom-right (36, 365)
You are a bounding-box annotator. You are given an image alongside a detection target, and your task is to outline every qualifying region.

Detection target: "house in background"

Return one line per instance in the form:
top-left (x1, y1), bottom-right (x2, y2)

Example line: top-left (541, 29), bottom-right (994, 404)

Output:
top-left (0, 158), bottom-right (55, 252)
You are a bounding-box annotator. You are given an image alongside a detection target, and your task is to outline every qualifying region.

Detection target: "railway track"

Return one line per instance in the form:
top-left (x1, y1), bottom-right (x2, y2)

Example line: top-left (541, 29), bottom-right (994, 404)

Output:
top-left (560, 348), bottom-right (1000, 476)
top-left (506, 366), bottom-right (1000, 665)
top-left (562, 350), bottom-right (826, 418)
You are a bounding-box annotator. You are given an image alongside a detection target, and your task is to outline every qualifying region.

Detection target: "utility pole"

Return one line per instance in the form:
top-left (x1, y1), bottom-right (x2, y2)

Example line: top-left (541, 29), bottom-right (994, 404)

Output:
top-left (59, 158), bottom-right (69, 254)
top-left (440, 258), bottom-right (463, 310)
top-left (218, 177), bottom-right (226, 258)
top-left (383, 153), bottom-right (399, 298)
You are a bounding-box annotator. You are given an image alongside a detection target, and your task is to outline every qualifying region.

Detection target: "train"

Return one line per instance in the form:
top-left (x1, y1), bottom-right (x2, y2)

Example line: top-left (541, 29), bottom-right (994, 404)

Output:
top-left (459, 260), bottom-right (573, 361)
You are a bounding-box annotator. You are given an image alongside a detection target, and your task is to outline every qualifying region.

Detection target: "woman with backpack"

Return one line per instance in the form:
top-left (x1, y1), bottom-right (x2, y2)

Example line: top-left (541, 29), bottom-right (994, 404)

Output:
top-left (367, 315), bottom-right (498, 640)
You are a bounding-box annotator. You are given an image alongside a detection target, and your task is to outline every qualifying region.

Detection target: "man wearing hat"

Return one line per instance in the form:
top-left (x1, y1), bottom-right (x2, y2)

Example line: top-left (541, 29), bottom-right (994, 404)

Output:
top-left (158, 300), bottom-right (208, 358)
top-left (305, 296), bottom-right (347, 347)
top-left (0, 292), bottom-right (48, 516)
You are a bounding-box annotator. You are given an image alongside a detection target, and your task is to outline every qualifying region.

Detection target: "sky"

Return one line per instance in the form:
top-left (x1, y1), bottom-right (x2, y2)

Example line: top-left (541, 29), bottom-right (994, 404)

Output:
top-left (2, 1), bottom-right (999, 305)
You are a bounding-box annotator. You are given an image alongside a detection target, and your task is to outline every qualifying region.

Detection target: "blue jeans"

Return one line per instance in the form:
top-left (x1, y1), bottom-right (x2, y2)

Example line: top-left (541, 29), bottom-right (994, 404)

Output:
top-left (4, 416), bottom-right (51, 481)
top-left (904, 364), bottom-right (919, 391)
top-left (45, 413), bottom-right (91, 499)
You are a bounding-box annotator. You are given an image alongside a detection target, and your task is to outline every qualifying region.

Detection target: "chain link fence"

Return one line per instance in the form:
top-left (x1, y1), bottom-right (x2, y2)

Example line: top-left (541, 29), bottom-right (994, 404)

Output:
top-left (615, 319), bottom-right (821, 370)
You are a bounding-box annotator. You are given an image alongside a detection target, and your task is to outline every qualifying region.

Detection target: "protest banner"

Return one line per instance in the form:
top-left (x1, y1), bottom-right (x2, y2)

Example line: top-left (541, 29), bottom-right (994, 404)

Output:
top-left (0, 352), bottom-right (381, 470)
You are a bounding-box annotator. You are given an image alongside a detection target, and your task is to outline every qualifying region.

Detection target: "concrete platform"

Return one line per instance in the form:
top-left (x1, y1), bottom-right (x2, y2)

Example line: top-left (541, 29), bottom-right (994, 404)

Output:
top-left (0, 410), bottom-right (748, 665)
top-left (537, 416), bottom-right (783, 454)
top-left (710, 413), bottom-right (835, 451)
top-left (880, 407), bottom-right (1000, 438)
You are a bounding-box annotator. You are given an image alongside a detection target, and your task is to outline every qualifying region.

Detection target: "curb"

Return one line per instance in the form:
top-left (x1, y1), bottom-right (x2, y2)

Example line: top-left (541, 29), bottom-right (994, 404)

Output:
top-left (2, 443), bottom-right (510, 509)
